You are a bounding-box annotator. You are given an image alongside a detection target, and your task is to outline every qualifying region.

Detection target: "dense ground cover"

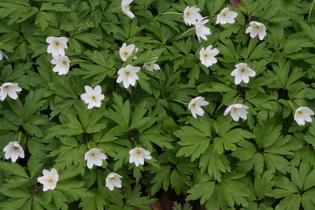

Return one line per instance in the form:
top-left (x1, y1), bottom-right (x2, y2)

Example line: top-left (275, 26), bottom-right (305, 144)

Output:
top-left (1, 0), bottom-right (315, 209)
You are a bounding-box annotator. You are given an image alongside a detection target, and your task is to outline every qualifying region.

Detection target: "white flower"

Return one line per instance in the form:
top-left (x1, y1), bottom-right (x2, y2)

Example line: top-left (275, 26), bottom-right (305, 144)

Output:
top-left (188, 96), bottom-right (209, 118)
top-left (106, 172), bottom-right (122, 191)
top-left (195, 18), bottom-right (211, 42)
top-left (294, 107), bottom-right (314, 126)
top-left (119, 43), bottom-right (138, 61)
top-left (46, 36), bottom-right (69, 57)
top-left (199, 45), bottom-right (219, 67)
top-left (0, 82), bottom-right (22, 101)
top-left (80, 85), bottom-right (105, 109)
top-left (245, 21), bottom-right (267, 40)
top-left (216, 8), bottom-right (238, 24)
top-left (231, 63), bottom-right (256, 85)
top-left (224, 104), bottom-right (249, 121)
top-left (143, 57), bottom-right (160, 71)
top-left (0, 50), bottom-right (9, 61)
top-left (129, 147), bottom-right (152, 166)
top-left (84, 148), bottom-right (107, 169)
top-left (51, 55), bottom-right (70, 75)
top-left (37, 168), bottom-right (59, 191)
top-left (3, 141), bottom-right (24, 162)
top-left (116, 65), bottom-right (140, 88)
top-left (121, 0), bottom-right (135, 19)
top-left (183, 6), bottom-right (202, 26)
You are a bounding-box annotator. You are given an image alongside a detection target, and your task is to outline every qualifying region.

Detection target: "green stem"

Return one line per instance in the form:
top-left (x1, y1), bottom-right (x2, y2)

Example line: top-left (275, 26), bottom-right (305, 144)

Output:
top-left (308, 0), bottom-right (315, 22)
top-left (158, 12), bottom-right (182, 15)
top-left (175, 28), bottom-right (195, 42)
top-left (17, 132), bottom-right (22, 143)
top-left (104, 7), bottom-right (121, 13)
top-left (171, 99), bottom-right (188, 106)
top-left (233, 94), bottom-right (242, 104)
top-left (288, 100), bottom-right (297, 111)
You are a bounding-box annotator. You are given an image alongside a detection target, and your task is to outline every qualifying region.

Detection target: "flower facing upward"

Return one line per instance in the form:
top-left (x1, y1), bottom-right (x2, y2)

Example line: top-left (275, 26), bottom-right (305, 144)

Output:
top-left (224, 104), bottom-right (249, 121)
top-left (80, 85), bottom-right (105, 109)
top-left (188, 96), bottom-right (209, 118)
top-left (3, 141), bottom-right (24, 162)
top-left (106, 173), bottom-right (122, 191)
top-left (183, 6), bottom-right (202, 26)
top-left (119, 43), bottom-right (138, 61)
top-left (116, 65), bottom-right (140, 88)
top-left (129, 147), bottom-right (152, 166)
top-left (216, 8), bottom-right (238, 24)
top-left (84, 148), bottom-right (107, 169)
top-left (51, 55), bottom-right (70, 75)
top-left (121, 0), bottom-right (135, 19)
top-left (46, 36), bottom-right (69, 57)
top-left (37, 168), bottom-right (59, 191)
top-left (0, 82), bottom-right (22, 101)
top-left (199, 45), bottom-right (219, 67)
top-left (143, 57), bottom-right (160, 71)
top-left (245, 21), bottom-right (267, 40)
top-left (294, 107), bottom-right (314, 126)
top-left (231, 63), bottom-right (256, 85)
top-left (195, 18), bottom-right (211, 42)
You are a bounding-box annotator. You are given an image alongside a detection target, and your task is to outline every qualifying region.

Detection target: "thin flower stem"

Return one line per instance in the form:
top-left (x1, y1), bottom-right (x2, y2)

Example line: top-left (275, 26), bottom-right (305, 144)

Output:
top-left (233, 94), bottom-right (242, 104)
top-left (29, 178), bottom-right (41, 198)
top-left (288, 100), bottom-right (297, 111)
top-left (171, 99), bottom-right (188, 105)
top-left (308, 0), bottom-right (315, 22)
top-left (17, 132), bottom-right (22, 143)
top-left (158, 12), bottom-right (182, 15)
top-left (104, 7), bottom-right (121, 13)
top-left (175, 28), bottom-right (195, 42)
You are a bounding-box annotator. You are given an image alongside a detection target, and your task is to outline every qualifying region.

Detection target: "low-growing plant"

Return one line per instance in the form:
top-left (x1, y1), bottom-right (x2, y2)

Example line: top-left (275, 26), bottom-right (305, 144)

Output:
top-left (1, 0), bottom-right (315, 209)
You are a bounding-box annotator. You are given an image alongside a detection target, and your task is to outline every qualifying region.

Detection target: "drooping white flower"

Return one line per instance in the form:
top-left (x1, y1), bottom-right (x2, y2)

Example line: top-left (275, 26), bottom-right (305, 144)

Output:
top-left (106, 173), bottom-right (122, 191)
top-left (0, 82), bottom-right (22, 101)
top-left (188, 96), bottom-right (209, 118)
top-left (80, 85), bottom-right (105, 109)
top-left (51, 55), bottom-right (70, 75)
top-left (0, 50), bottom-right (9, 61)
top-left (121, 0), bottom-right (135, 19)
top-left (216, 7), bottom-right (238, 24)
top-left (195, 18), bottom-right (211, 42)
top-left (3, 141), bottom-right (24, 162)
top-left (199, 45), bottom-right (219, 67)
top-left (231, 63), bottom-right (256, 85)
top-left (37, 168), bottom-right (59, 191)
top-left (183, 6), bottom-right (202, 26)
top-left (143, 57), bottom-right (160, 71)
top-left (46, 36), bottom-right (69, 57)
top-left (84, 148), bottom-right (107, 169)
top-left (116, 65), bottom-right (140, 88)
top-left (224, 104), bottom-right (249, 121)
top-left (245, 21), bottom-right (267, 40)
top-left (129, 147), bottom-right (152, 166)
top-left (294, 107), bottom-right (314, 126)
top-left (119, 43), bottom-right (138, 61)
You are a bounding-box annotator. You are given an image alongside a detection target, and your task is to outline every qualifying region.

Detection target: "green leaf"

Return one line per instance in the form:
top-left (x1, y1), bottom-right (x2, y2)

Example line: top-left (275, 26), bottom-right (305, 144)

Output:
top-left (187, 181), bottom-right (216, 204)
top-left (0, 162), bottom-right (29, 178)
top-left (200, 145), bottom-right (231, 182)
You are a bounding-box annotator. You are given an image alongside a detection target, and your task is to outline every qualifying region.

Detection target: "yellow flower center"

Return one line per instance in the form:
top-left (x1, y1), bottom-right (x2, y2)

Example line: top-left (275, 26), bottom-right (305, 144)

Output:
top-left (125, 71), bottom-right (130, 76)
top-left (298, 111), bottom-right (303, 115)
top-left (62, 61), bottom-right (67, 65)
top-left (91, 152), bottom-right (96, 157)
top-left (13, 146), bottom-right (19, 151)
top-left (55, 41), bottom-right (60, 46)
top-left (232, 108), bottom-right (239, 112)
top-left (241, 68), bottom-right (246, 72)
top-left (4, 85), bottom-right (9, 89)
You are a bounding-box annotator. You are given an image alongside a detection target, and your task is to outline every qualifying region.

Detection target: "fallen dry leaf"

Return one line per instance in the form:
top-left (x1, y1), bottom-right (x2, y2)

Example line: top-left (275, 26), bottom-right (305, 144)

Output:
top-left (230, 0), bottom-right (243, 8)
